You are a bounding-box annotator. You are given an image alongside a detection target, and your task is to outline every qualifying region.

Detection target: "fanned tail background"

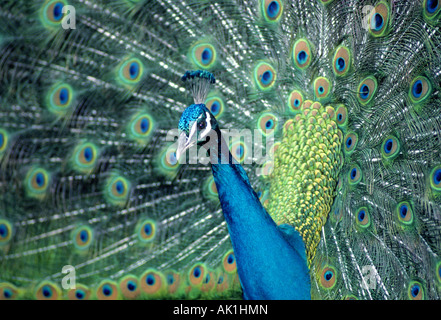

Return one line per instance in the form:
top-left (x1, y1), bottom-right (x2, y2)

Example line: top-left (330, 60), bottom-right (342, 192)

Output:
top-left (0, 0), bottom-right (440, 300)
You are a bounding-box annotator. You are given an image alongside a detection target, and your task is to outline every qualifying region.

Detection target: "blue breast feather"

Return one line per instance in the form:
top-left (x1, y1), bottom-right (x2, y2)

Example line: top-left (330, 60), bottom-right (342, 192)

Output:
top-left (211, 162), bottom-right (311, 300)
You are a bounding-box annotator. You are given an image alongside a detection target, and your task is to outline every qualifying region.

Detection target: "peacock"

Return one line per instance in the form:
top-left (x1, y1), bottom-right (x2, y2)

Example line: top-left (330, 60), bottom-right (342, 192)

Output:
top-left (0, 0), bottom-right (440, 301)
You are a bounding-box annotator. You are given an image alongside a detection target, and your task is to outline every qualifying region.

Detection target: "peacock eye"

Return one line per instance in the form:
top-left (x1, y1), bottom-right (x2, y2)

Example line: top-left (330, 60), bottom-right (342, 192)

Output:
top-left (198, 120), bottom-right (207, 130)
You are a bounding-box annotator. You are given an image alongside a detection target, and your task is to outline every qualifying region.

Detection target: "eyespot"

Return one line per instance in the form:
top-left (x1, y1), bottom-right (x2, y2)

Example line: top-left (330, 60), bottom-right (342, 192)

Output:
top-left (136, 219), bottom-right (156, 243)
top-left (162, 148), bottom-right (179, 169)
top-left (129, 113), bottom-right (154, 143)
top-left (67, 284), bottom-right (90, 300)
top-left (369, 1), bottom-right (390, 37)
top-left (0, 220), bottom-right (12, 245)
top-left (200, 269), bottom-right (216, 293)
top-left (191, 43), bottom-right (217, 69)
top-left (71, 142), bottom-right (98, 173)
top-left (140, 269), bottom-right (166, 296)
top-left (35, 281), bottom-right (60, 300)
top-left (344, 132), bottom-right (358, 154)
top-left (165, 271), bottom-right (181, 295)
top-left (205, 96), bottom-right (225, 118)
top-left (119, 275), bottom-right (140, 299)
top-left (74, 289), bottom-right (86, 300)
top-left (348, 164), bottom-right (362, 185)
top-left (47, 83), bottom-right (74, 114)
top-left (355, 207), bottom-right (370, 228)
top-left (320, 266), bottom-right (337, 289)
top-left (257, 112), bottom-right (278, 136)
top-left (334, 104), bottom-right (348, 127)
top-left (262, 0), bottom-right (283, 22)
top-left (216, 271), bottom-right (230, 293)
top-left (381, 136), bottom-right (400, 160)
top-left (96, 281), bottom-right (119, 300)
top-left (332, 46), bottom-right (351, 76)
top-left (25, 167), bottom-right (50, 199)
top-left (0, 283), bottom-right (18, 300)
top-left (357, 76), bottom-right (378, 105)
top-left (118, 57), bottom-right (144, 85)
top-left (371, 13), bottom-right (384, 31)
top-left (314, 77), bottom-right (332, 100)
top-left (292, 38), bottom-right (312, 70)
top-left (288, 90), bottom-right (304, 113)
top-left (409, 76), bottom-right (432, 104)
top-left (230, 140), bottom-right (248, 164)
top-left (0, 129), bottom-right (9, 154)
top-left (396, 201), bottom-right (414, 225)
top-left (158, 146), bottom-right (180, 178)
top-left (408, 281), bottom-right (424, 300)
top-left (359, 84), bottom-right (370, 101)
top-left (254, 62), bottom-right (277, 90)
top-left (72, 225), bottom-right (93, 251)
top-left (429, 165), bottom-right (441, 192)
top-left (260, 160), bottom-right (274, 178)
top-left (222, 250), bottom-right (237, 274)
top-left (188, 263), bottom-right (206, 287)
top-left (331, 206), bottom-right (343, 223)
top-left (40, 0), bottom-right (67, 28)
top-left (208, 176), bottom-right (218, 196)
top-left (201, 176), bottom-right (218, 203)
top-left (424, 0), bottom-right (441, 20)
top-left (105, 175), bottom-right (130, 206)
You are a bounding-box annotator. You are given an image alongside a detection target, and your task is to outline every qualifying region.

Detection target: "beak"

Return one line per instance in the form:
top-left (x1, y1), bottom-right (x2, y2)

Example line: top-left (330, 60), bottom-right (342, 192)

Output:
top-left (176, 131), bottom-right (195, 162)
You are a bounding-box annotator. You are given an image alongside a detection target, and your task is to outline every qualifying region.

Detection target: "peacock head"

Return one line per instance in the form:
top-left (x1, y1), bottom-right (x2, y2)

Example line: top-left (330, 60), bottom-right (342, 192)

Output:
top-left (176, 103), bottom-right (219, 161)
top-left (176, 70), bottom-right (219, 161)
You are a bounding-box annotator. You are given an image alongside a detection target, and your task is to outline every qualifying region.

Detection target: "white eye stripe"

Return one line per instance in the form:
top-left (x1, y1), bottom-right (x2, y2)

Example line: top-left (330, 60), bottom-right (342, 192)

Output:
top-left (200, 112), bottom-right (212, 139)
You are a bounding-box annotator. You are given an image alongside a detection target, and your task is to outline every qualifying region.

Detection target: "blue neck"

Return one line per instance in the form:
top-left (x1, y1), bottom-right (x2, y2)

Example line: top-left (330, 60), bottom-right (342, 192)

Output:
top-left (210, 132), bottom-right (311, 300)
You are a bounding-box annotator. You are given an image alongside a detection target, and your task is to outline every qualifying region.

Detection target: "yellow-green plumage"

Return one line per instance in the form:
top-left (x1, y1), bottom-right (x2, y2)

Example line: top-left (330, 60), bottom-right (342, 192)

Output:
top-left (267, 102), bottom-right (343, 263)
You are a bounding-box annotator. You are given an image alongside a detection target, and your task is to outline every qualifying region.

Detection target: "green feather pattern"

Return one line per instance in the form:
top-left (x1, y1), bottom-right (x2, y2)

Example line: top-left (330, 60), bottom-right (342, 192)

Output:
top-left (0, 0), bottom-right (440, 300)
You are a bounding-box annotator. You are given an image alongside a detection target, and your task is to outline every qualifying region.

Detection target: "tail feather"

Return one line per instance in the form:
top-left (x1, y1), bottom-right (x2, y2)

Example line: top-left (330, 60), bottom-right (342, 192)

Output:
top-left (0, 0), bottom-right (441, 300)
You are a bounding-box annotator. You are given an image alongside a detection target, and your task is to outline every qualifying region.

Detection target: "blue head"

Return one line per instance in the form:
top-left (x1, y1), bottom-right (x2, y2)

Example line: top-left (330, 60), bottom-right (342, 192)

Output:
top-left (179, 104), bottom-right (210, 135)
top-left (177, 70), bottom-right (219, 161)
top-left (176, 104), bottom-right (219, 161)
